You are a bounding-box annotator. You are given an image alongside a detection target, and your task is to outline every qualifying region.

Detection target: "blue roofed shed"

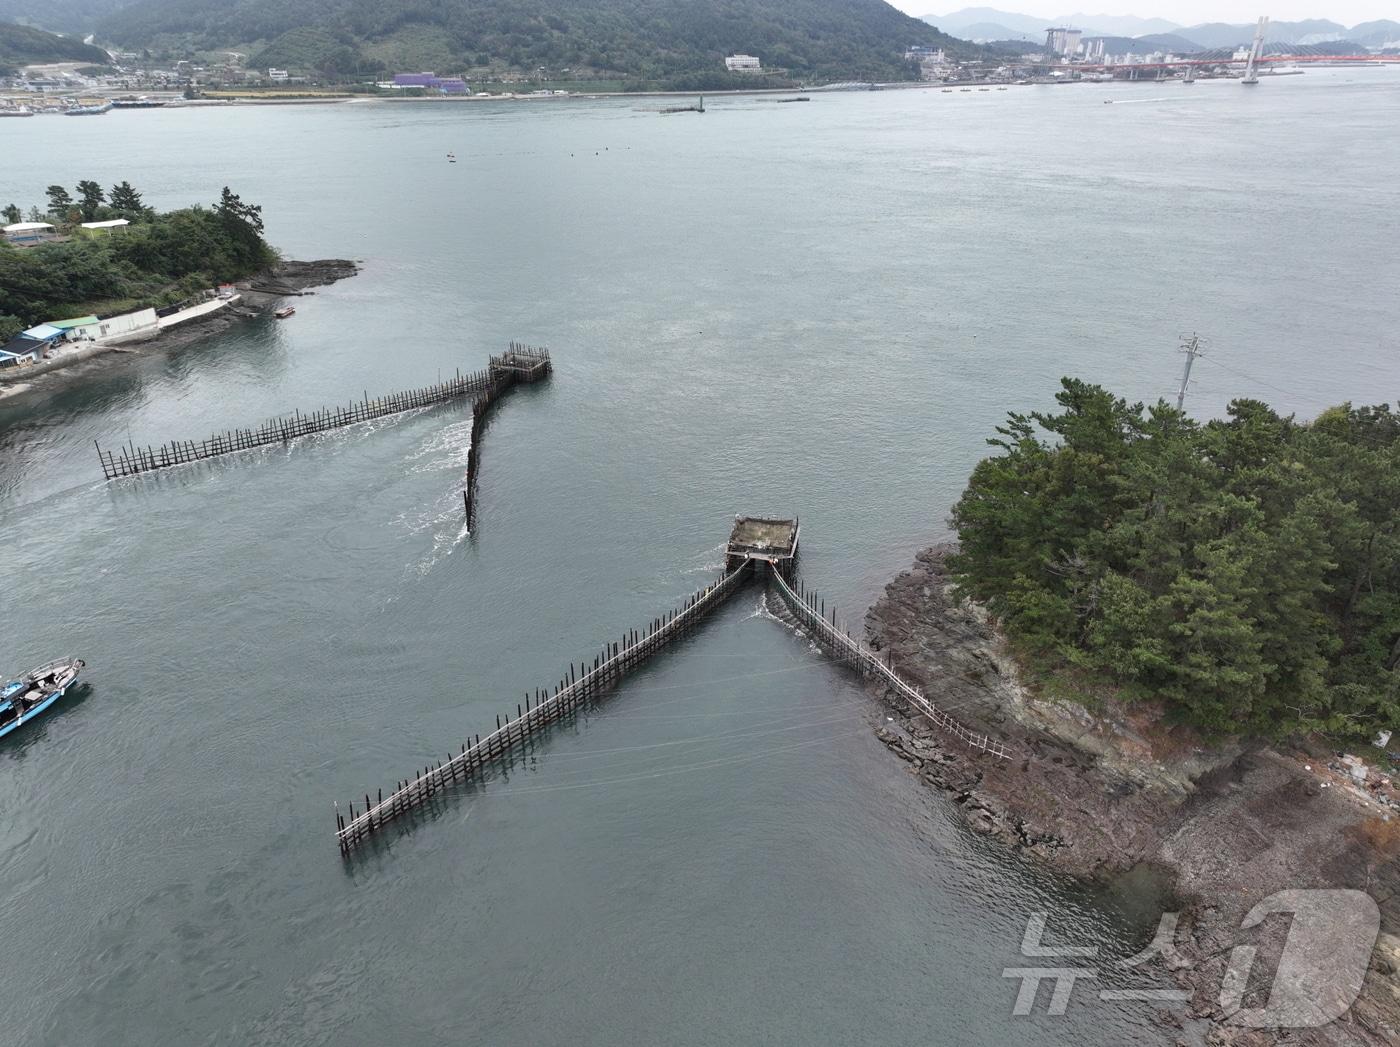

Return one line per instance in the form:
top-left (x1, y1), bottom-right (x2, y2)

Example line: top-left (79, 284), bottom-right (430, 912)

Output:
top-left (21, 324), bottom-right (65, 342)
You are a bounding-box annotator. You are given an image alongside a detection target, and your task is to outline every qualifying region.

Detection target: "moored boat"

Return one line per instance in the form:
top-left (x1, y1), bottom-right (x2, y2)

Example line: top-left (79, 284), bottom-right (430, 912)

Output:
top-left (274, 306), bottom-right (296, 319)
top-left (65, 99), bottom-right (114, 116)
top-left (0, 658), bottom-right (85, 739)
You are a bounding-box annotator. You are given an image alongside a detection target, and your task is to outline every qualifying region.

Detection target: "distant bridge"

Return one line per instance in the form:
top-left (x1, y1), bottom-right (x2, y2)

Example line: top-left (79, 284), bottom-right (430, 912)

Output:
top-left (1067, 54), bottom-right (1400, 73)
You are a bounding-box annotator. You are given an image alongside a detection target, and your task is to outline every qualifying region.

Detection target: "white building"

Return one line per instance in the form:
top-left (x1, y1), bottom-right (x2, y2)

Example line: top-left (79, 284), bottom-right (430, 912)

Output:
top-left (725, 54), bottom-right (762, 73)
top-left (1044, 27), bottom-right (1083, 56)
top-left (69, 308), bottom-right (160, 345)
top-left (268, 68), bottom-right (289, 82)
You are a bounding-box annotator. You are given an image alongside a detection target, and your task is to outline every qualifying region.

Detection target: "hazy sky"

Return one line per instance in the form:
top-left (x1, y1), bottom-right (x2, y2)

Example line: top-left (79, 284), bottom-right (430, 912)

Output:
top-left (896, 4), bottom-right (1397, 26)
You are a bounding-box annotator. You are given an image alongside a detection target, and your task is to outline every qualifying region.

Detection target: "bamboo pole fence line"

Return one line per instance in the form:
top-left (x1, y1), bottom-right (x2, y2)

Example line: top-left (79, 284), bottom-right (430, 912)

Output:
top-left (95, 345), bottom-right (551, 481)
top-left (96, 368), bottom-right (493, 479)
top-left (768, 563), bottom-right (1014, 760)
top-left (335, 559), bottom-right (752, 854)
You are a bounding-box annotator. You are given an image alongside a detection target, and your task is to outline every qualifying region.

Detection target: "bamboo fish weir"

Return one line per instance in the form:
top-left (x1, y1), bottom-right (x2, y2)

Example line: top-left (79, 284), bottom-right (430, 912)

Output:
top-left (95, 343), bottom-right (551, 480)
top-left (335, 516), bottom-right (1013, 856)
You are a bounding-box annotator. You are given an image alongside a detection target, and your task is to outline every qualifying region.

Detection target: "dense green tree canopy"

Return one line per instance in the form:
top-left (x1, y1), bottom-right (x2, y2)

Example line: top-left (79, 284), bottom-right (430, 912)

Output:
top-left (0, 183), bottom-right (276, 324)
top-left (949, 379), bottom-right (1400, 741)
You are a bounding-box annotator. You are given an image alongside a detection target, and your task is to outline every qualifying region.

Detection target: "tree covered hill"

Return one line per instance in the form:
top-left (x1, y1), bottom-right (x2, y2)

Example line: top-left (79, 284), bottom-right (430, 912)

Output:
top-left (91, 0), bottom-right (970, 85)
top-left (0, 20), bottom-right (111, 70)
top-left (949, 379), bottom-right (1400, 743)
top-left (0, 2), bottom-right (134, 36)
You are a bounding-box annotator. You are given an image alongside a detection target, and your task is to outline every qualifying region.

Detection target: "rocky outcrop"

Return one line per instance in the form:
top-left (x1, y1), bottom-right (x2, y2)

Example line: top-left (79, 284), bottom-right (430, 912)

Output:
top-left (864, 545), bottom-right (1400, 1046)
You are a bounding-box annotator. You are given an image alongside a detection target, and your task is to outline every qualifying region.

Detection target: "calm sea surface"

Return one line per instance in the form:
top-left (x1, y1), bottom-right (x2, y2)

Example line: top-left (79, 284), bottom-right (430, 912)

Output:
top-left (2, 70), bottom-right (1397, 1045)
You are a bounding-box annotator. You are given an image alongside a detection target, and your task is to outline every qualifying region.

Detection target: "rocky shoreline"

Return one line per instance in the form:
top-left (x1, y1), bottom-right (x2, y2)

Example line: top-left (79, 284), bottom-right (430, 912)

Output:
top-left (0, 259), bottom-right (358, 403)
top-left (863, 546), bottom-right (1400, 1046)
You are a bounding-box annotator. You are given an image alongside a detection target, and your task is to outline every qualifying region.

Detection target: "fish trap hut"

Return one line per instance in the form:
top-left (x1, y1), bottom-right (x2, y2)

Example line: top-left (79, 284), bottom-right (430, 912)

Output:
top-left (488, 343), bottom-right (552, 383)
top-left (725, 516), bottom-right (800, 573)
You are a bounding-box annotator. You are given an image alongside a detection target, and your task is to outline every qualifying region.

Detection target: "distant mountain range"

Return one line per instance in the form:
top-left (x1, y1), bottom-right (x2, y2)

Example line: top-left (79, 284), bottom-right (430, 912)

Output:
top-left (0, 0), bottom-right (978, 86)
top-left (921, 7), bottom-right (1400, 51)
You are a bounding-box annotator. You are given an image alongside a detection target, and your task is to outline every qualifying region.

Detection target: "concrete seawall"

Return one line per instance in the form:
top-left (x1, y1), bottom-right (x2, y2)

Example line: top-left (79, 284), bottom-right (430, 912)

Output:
top-left (156, 297), bottom-right (233, 329)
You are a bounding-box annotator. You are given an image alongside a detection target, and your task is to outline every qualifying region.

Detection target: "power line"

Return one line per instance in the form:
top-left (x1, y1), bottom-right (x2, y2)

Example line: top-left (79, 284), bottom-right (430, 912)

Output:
top-left (1193, 354), bottom-right (1342, 410)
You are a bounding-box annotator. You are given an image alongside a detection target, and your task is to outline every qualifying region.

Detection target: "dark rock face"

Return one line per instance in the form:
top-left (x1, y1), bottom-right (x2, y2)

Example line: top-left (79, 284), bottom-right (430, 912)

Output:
top-left (864, 545), bottom-right (1400, 1046)
top-left (266, 259), bottom-right (359, 290)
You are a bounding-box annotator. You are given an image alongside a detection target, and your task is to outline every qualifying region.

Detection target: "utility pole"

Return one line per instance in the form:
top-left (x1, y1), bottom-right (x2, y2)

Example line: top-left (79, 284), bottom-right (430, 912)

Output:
top-left (1176, 333), bottom-right (1203, 411)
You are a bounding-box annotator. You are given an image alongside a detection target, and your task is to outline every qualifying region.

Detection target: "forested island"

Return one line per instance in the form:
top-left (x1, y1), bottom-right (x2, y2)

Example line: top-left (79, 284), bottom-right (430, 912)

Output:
top-left (0, 183), bottom-right (275, 341)
top-left (947, 379), bottom-right (1399, 743)
top-left (863, 380), bottom-right (1400, 1041)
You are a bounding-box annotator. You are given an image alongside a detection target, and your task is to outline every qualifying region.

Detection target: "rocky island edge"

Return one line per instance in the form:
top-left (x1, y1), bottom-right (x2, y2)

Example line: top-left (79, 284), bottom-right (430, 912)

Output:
top-left (863, 545), bottom-right (1400, 1046)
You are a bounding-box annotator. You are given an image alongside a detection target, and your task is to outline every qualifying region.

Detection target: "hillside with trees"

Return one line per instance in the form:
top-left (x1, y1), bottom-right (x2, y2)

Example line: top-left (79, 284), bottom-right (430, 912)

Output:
top-left (0, 20), bottom-right (110, 73)
top-left (0, 184), bottom-right (275, 340)
top-left (91, 0), bottom-right (971, 86)
top-left (948, 379), bottom-right (1399, 742)
top-left (0, 1), bottom-right (133, 35)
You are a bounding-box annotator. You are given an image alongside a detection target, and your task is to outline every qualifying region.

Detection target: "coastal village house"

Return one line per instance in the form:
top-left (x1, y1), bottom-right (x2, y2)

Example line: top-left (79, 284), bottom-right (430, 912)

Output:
top-left (0, 324), bottom-right (64, 368)
top-left (47, 316), bottom-right (101, 340)
top-left (3, 221), bottom-right (58, 246)
top-left (391, 72), bottom-right (469, 94)
top-left (724, 54), bottom-right (762, 72)
top-left (69, 308), bottom-right (160, 344)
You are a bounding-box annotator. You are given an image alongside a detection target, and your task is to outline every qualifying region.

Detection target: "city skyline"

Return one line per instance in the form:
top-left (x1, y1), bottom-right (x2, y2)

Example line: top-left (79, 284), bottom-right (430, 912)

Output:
top-left (900, 4), bottom-right (1400, 28)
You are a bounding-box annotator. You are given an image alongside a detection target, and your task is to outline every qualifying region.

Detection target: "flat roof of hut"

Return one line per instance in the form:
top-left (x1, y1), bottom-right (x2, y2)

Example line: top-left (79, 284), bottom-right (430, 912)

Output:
top-left (725, 516), bottom-right (800, 567)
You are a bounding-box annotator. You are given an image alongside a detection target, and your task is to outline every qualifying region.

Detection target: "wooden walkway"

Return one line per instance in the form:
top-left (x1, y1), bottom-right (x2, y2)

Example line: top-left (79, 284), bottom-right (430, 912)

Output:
top-left (95, 344), bottom-right (550, 480)
top-left (767, 563), bottom-right (1014, 760)
top-left (336, 560), bottom-right (753, 854)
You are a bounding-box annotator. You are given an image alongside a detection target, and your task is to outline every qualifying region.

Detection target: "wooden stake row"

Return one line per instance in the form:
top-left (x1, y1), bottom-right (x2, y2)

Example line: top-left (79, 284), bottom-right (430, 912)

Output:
top-left (97, 345), bottom-right (551, 481)
top-left (336, 558), bottom-right (752, 854)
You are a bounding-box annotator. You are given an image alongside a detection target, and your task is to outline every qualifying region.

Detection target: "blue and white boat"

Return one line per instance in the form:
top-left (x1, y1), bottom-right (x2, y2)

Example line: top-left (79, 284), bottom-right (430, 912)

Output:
top-left (0, 659), bottom-right (85, 739)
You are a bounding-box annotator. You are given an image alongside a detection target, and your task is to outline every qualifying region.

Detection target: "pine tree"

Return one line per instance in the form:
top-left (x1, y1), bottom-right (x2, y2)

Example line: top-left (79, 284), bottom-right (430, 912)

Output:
top-left (109, 181), bottom-right (147, 217)
top-left (45, 185), bottom-right (73, 217)
top-left (76, 180), bottom-right (105, 222)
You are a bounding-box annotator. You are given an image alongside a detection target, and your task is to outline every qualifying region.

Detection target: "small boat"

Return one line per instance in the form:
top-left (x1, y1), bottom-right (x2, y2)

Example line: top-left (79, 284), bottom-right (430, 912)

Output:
top-left (0, 106), bottom-right (35, 117)
top-left (941, 88), bottom-right (952, 93)
top-left (776, 96), bottom-right (810, 103)
top-left (0, 659), bottom-right (85, 740)
top-left (274, 306), bottom-right (296, 319)
top-left (64, 99), bottom-right (114, 116)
